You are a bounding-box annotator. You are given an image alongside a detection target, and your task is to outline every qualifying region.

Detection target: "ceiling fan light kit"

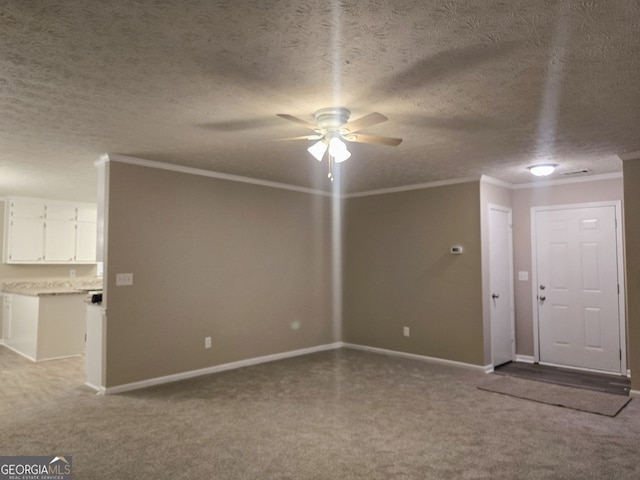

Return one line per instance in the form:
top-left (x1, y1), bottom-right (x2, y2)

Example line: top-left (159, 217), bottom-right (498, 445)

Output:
top-left (528, 163), bottom-right (558, 177)
top-left (307, 140), bottom-right (328, 161)
top-left (328, 137), bottom-right (351, 163)
top-left (277, 107), bottom-right (403, 181)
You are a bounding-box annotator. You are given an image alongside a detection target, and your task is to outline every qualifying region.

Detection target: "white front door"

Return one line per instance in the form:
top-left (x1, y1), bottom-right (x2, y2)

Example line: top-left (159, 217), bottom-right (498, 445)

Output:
top-left (489, 205), bottom-right (515, 367)
top-left (534, 204), bottom-right (623, 373)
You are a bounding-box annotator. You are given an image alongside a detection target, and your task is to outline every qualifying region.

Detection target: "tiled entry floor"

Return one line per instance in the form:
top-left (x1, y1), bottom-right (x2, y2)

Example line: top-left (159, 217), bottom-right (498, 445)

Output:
top-left (494, 361), bottom-right (630, 396)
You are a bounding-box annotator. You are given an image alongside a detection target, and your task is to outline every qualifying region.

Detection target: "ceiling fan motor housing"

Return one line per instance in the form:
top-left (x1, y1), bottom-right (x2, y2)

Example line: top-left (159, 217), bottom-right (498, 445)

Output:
top-left (314, 107), bottom-right (351, 131)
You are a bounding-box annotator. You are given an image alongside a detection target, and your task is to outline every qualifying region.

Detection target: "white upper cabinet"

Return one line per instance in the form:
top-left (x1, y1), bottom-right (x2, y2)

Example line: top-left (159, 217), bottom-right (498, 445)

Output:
top-left (77, 205), bottom-right (98, 223)
top-left (44, 220), bottom-right (76, 262)
top-left (11, 200), bottom-right (46, 219)
top-left (75, 204), bottom-right (98, 262)
top-left (4, 197), bottom-right (98, 264)
top-left (75, 221), bottom-right (97, 262)
top-left (46, 204), bottom-right (77, 221)
top-left (6, 217), bottom-right (45, 262)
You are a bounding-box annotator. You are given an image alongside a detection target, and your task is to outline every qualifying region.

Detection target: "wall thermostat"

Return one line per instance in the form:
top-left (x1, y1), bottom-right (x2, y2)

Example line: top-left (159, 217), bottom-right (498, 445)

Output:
top-left (450, 245), bottom-right (463, 255)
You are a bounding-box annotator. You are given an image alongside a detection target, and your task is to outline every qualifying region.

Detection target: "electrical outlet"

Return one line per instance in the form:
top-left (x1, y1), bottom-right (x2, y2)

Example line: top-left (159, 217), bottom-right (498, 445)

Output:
top-left (115, 273), bottom-right (134, 286)
top-left (518, 271), bottom-right (529, 281)
top-left (69, 269), bottom-right (76, 277)
top-left (403, 326), bottom-right (410, 337)
top-left (205, 336), bottom-right (212, 349)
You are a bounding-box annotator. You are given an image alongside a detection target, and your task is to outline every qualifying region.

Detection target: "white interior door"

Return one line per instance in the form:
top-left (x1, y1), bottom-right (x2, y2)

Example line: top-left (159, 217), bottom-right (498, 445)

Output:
top-left (534, 205), bottom-right (622, 373)
top-left (489, 205), bottom-right (515, 367)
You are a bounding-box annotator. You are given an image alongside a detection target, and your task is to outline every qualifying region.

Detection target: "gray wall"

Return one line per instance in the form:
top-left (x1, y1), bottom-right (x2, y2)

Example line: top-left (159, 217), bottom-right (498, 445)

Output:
top-left (343, 181), bottom-right (485, 366)
top-left (623, 160), bottom-right (640, 390)
top-left (511, 177), bottom-right (624, 356)
top-left (104, 161), bottom-right (334, 387)
top-left (100, 160), bottom-right (633, 388)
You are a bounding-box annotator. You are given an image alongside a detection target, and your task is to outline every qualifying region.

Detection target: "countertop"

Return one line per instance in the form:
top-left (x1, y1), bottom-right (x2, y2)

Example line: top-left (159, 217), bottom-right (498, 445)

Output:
top-left (0, 277), bottom-right (103, 296)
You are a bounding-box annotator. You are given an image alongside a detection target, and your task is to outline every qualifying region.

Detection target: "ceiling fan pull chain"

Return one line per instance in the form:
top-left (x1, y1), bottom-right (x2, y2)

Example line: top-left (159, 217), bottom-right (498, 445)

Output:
top-left (328, 155), bottom-right (334, 182)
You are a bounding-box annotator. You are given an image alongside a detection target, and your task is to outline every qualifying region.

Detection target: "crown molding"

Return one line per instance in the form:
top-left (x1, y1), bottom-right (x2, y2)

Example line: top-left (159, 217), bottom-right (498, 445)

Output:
top-left (94, 154), bottom-right (624, 198)
top-left (480, 175), bottom-right (513, 189)
top-left (96, 154), bottom-right (334, 197)
top-left (619, 151), bottom-right (640, 161)
top-left (93, 154), bottom-right (110, 167)
top-left (342, 176), bottom-right (479, 199)
top-left (512, 172), bottom-right (623, 190)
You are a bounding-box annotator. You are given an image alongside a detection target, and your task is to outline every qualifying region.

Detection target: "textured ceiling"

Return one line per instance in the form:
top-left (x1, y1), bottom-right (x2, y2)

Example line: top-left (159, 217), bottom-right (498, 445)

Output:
top-left (1, 0), bottom-right (640, 200)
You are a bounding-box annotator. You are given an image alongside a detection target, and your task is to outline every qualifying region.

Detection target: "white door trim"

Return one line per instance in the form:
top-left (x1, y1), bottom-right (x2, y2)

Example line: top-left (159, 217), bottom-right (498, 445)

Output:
top-left (530, 201), bottom-right (627, 374)
top-left (488, 204), bottom-right (516, 365)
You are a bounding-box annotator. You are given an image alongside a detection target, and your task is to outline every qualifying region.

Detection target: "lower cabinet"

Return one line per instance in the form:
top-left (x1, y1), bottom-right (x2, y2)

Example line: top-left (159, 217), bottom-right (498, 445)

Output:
top-left (3, 293), bottom-right (86, 361)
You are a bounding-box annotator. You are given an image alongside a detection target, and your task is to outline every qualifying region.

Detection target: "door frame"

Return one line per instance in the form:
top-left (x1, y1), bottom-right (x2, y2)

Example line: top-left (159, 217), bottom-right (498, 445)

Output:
top-left (530, 201), bottom-right (627, 375)
top-left (488, 204), bottom-right (516, 366)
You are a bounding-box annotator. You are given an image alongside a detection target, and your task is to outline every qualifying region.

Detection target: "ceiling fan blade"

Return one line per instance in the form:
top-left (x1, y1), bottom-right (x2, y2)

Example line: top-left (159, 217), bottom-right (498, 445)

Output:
top-left (341, 112), bottom-right (388, 133)
top-left (276, 114), bottom-right (319, 131)
top-left (199, 118), bottom-right (274, 132)
top-left (346, 133), bottom-right (402, 146)
top-left (271, 134), bottom-right (323, 142)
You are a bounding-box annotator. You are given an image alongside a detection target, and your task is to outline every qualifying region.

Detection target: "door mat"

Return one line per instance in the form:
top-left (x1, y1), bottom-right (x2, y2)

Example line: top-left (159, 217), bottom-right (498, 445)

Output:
top-left (478, 375), bottom-right (631, 417)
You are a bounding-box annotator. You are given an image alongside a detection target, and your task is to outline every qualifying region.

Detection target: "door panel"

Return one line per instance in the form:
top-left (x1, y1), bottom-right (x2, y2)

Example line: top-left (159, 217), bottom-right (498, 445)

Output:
top-left (535, 206), bottom-right (621, 373)
top-left (489, 206), bottom-right (514, 367)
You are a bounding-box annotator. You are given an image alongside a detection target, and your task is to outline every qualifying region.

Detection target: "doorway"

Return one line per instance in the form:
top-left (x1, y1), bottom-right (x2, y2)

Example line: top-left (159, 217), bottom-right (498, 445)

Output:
top-left (531, 202), bottom-right (626, 375)
top-left (489, 204), bottom-right (515, 367)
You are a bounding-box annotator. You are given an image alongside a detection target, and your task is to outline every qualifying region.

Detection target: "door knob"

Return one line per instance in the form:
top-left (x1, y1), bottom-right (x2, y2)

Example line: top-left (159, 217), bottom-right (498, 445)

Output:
top-left (539, 285), bottom-right (546, 290)
top-left (539, 295), bottom-right (546, 301)
top-left (492, 293), bottom-right (500, 299)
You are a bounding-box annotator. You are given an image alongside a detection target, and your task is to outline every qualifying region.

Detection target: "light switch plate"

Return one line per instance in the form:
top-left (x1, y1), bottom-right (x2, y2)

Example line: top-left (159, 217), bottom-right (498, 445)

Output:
top-left (116, 273), bottom-right (134, 286)
top-left (518, 271), bottom-right (529, 281)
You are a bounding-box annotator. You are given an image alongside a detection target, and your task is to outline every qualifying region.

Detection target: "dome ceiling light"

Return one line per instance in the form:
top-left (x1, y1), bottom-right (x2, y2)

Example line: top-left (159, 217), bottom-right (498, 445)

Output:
top-left (527, 163), bottom-right (558, 177)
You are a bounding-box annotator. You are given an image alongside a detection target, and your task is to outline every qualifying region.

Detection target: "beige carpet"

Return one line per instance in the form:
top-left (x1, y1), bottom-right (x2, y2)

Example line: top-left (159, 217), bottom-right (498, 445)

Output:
top-left (2, 346), bottom-right (640, 479)
top-left (0, 346), bottom-right (88, 416)
top-left (477, 375), bottom-right (632, 417)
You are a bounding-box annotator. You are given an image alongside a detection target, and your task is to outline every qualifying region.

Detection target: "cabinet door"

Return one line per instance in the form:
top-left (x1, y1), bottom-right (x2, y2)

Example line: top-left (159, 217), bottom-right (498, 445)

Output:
top-left (77, 205), bottom-right (97, 223)
top-left (11, 200), bottom-right (45, 219)
top-left (44, 221), bottom-right (76, 262)
top-left (46, 204), bottom-right (76, 221)
top-left (3, 295), bottom-right (12, 340)
top-left (7, 218), bottom-right (45, 262)
top-left (8, 294), bottom-right (39, 360)
top-left (75, 222), bottom-right (97, 262)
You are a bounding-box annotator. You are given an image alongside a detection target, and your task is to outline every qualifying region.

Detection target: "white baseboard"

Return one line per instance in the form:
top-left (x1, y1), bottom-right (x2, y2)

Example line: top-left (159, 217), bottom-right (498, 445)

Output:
top-left (84, 382), bottom-right (106, 395)
top-left (104, 342), bottom-right (344, 395)
top-left (0, 343), bottom-right (82, 363)
top-left (484, 364), bottom-right (494, 374)
top-left (630, 389), bottom-right (640, 398)
top-left (36, 353), bottom-right (82, 362)
top-left (343, 343), bottom-right (487, 372)
top-left (515, 355), bottom-right (535, 364)
top-left (1, 343), bottom-right (36, 362)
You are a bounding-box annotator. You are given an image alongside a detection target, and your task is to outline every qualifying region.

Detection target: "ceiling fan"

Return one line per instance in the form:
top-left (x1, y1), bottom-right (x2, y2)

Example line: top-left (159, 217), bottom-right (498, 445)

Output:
top-left (276, 107), bottom-right (402, 181)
